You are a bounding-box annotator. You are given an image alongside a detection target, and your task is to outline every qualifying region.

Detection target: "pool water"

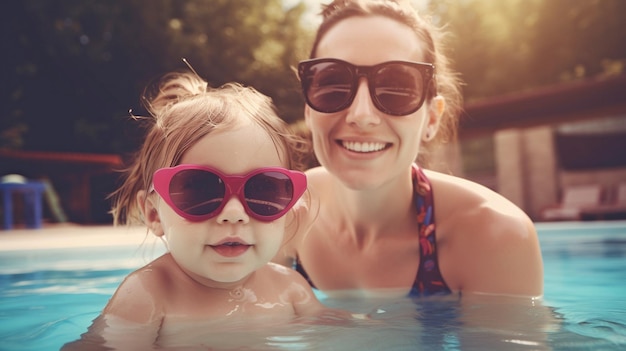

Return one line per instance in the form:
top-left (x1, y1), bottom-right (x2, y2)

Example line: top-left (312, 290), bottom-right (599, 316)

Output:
top-left (538, 221), bottom-right (626, 349)
top-left (0, 222), bottom-right (625, 350)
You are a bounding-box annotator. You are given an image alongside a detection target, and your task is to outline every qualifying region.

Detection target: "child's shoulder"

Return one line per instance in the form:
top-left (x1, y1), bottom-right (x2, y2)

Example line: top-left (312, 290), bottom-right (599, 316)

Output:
top-left (265, 261), bottom-right (299, 278)
top-left (102, 254), bottom-right (174, 323)
top-left (263, 262), bottom-right (309, 287)
top-left (262, 262), bottom-right (301, 283)
top-left (120, 254), bottom-right (178, 297)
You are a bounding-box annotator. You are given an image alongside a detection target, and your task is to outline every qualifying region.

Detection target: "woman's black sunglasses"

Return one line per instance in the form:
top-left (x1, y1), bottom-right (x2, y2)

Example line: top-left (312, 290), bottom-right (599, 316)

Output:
top-left (298, 58), bottom-right (436, 116)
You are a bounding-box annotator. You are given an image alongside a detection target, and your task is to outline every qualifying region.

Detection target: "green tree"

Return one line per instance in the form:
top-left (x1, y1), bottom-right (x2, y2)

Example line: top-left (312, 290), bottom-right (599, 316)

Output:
top-left (531, 0), bottom-right (626, 82)
top-left (2, 0), bottom-right (311, 154)
top-left (428, 0), bottom-right (626, 101)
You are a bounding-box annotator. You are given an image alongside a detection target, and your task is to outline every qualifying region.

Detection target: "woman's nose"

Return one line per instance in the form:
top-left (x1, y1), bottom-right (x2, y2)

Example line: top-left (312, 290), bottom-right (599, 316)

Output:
top-left (345, 79), bottom-right (382, 128)
top-left (215, 197), bottom-right (250, 224)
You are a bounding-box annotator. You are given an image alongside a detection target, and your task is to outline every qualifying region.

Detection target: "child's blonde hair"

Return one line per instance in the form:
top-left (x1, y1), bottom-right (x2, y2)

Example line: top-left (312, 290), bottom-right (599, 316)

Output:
top-left (110, 72), bottom-right (308, 225)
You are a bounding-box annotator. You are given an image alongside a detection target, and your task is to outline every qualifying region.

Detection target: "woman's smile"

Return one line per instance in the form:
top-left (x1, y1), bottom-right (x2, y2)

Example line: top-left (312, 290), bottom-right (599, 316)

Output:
top-left (340, 140), bottom-right (390, 153)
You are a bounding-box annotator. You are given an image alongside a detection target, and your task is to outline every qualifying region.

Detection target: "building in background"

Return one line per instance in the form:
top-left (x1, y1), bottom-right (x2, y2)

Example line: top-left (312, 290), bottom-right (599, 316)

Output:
top-left (451, 73), bottom-right (626, 221)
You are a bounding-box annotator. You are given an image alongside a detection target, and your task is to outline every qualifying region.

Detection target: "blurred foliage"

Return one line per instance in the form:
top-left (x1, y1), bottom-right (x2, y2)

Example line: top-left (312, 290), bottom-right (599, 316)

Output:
top-left (429, 0), bottom-right (626, 101)
top-left (2, 0), bottom-right (625, 155)
top-left (2, 0), bottom-right (312, 154)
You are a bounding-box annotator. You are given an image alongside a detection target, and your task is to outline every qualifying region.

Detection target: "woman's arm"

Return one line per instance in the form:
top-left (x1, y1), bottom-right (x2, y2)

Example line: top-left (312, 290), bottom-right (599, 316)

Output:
top-left (454, 207), bottom-right (543, 297)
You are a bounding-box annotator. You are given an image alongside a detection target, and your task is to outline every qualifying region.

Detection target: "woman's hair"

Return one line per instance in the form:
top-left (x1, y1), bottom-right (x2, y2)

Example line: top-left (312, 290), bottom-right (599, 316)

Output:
top-left (308, 0), bottom-right (463, 167)
top-left (110, 72), bottom-right (308, 225)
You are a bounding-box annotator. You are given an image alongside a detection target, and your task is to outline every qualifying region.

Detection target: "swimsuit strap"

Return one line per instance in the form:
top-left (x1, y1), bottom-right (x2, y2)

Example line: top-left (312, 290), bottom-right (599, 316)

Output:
top-left (410, 164), bottom-right (451, 296)
top-left (294, 256), bottom-right (316, 289)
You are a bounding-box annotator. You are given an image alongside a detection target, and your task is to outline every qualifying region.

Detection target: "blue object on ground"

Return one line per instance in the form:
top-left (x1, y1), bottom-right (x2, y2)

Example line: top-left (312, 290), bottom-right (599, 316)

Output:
top-left (0, 180), bottom-right (47, 229)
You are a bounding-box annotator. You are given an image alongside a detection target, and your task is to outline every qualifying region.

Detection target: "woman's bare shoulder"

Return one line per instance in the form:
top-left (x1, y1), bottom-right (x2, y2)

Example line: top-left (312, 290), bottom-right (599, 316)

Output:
top-left (426, 171), bottom-right (542, 296)
top-left (425, 169), bottom-right (528, 219)
top-left (425, 169), bottom-right (538, 263)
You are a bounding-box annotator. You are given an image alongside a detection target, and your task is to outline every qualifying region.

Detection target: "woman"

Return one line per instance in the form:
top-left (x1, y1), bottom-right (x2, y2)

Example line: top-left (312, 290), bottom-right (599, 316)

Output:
top-left (278, 0), bottom-right (543, 298)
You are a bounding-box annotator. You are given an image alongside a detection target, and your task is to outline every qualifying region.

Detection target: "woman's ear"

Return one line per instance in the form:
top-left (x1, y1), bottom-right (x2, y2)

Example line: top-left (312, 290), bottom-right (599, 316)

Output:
top-left (423, 95), bottom-right (445, 142)
top-left (137, 190), bottom-right (164, 237)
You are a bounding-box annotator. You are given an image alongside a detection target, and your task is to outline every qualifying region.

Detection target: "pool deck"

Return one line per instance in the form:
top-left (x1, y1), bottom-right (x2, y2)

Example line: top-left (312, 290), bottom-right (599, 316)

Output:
top-left (0, 223), bottom-right (154, 251)
top-left (2, 220), bottom-right (625, 252)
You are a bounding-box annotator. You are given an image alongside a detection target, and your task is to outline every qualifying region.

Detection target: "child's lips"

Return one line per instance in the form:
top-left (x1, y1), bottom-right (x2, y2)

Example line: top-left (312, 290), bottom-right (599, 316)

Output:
top-left (209, 238), bottom-right (252, 257)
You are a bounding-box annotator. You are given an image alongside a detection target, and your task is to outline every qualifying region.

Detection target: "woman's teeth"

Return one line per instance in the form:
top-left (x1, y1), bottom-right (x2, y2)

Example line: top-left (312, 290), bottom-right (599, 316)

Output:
top-left (342, 141), bottom-right (387, 153)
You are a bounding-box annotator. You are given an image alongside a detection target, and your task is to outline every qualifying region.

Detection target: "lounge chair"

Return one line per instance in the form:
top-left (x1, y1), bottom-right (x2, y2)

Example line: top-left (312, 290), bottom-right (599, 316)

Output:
top-left (540, 184), bottom-right (603, 221)
top-left (579, 182), bottom-right (626, 220)
top-left (616, 182), bottom-right (626, 206)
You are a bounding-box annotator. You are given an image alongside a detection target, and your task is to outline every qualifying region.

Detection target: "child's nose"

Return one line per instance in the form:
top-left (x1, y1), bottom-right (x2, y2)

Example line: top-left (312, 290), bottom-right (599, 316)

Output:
top-left (215, 197), bottom-right (250, 224)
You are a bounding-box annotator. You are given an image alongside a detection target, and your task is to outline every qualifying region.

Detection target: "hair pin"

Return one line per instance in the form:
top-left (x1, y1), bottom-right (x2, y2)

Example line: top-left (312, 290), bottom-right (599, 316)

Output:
top-left (182, 58), bottom-right (200, 78)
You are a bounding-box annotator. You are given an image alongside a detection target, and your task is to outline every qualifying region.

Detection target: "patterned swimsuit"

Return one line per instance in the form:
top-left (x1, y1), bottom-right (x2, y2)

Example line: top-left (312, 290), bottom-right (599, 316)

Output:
top-left (294, 164), bottom-right (451, 297)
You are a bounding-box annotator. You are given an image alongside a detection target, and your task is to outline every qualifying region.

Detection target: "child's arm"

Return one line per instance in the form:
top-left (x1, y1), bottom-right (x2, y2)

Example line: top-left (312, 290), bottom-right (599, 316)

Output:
top-left (103, 270), bottom-right (164, 323)
top-left (99, 269), bottom-right (164, 347)
top-left (62, 268), bottom-right (164, 350)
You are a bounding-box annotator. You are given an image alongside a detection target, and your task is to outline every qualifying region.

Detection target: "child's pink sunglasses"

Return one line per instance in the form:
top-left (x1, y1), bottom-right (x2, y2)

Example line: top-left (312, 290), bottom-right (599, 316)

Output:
top-left (152, 164), bottom-right (307, 222)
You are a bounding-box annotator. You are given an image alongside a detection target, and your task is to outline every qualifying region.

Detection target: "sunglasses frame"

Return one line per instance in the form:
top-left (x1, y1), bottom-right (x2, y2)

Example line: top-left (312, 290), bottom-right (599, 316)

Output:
top-left (152, 164), bottom-right (307, 222)
top-left (298, 58), bottom-right (436, 116)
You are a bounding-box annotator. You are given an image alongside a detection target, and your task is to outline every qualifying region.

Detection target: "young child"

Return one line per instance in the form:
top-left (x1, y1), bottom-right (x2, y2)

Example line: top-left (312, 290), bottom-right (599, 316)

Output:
top-left (63, 71), bottom-right (350, 349)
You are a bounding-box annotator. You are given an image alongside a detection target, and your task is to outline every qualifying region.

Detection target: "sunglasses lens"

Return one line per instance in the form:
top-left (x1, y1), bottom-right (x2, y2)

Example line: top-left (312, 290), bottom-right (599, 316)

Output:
top-left (373, 63), bottom-right (426, 115)
top-left (304, 61), bottom-right (354, 113)
top-left (244, 172), bottom-right (294, 217)
top-left (169, 169), bottom-right (224, 216)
